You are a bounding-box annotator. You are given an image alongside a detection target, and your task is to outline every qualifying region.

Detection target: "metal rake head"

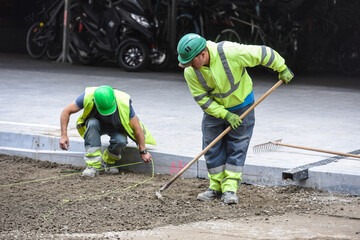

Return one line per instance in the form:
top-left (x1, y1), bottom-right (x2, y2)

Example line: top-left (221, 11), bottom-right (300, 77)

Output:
top-left (253, 139), bottom-right (283, 153)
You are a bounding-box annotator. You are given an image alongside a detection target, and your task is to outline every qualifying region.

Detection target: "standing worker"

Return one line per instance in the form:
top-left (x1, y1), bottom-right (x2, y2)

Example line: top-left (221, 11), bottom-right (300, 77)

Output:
top-left (59, 85), bottom-right (156, 178)
top-left (177, 33), bottom-right (294, 204)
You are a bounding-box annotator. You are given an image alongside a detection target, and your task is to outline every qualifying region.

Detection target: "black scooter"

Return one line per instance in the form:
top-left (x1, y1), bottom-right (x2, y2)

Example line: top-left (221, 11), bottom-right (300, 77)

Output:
top-left (71, 0), bottom-right (169, 71)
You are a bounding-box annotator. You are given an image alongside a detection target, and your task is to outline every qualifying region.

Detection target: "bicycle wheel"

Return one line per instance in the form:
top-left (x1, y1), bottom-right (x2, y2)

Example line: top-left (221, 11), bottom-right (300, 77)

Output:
top-left (176, 13), bottom-right (201, 42)
top-left (26, 22), bottom-right (49, 59)
top-left (215, 29), bottom-right (241, 43)
top-left (47, 7), bottom-right (67, 61)
top-left (47, 41), bottom-right (62, 60)
top-left (46, 25), bottom-right (62, 60)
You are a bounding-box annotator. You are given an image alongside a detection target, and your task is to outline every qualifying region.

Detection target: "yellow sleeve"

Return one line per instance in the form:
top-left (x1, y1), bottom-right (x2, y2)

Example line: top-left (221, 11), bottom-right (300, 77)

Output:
top-left (226, 43), bottom-right (287, 72)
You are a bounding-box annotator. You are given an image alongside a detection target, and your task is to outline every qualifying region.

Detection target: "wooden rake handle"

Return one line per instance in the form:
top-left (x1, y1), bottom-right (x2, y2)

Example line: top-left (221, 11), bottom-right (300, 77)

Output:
top-left (272, 141), bottom-right (360, 159)
top-left (159, 80), bottom-right (284, 192)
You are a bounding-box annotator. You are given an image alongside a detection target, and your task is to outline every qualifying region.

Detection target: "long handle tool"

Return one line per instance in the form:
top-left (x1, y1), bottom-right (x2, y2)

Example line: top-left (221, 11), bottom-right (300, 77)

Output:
top-left (253, 139), bottom-right (360, 159)
top-left (155, 80), bottom-right (284, 199)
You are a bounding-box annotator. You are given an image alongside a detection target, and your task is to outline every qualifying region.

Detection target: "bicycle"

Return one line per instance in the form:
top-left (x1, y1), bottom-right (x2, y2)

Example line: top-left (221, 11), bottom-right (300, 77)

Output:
top-left (176, 0), bottom-right (238, 43)
top-left (26, 0), bottom-right (82, 60)
top-left (26, 0), bottom-right (65, 59)
top-left (214, 1), bottom-right (300, 69)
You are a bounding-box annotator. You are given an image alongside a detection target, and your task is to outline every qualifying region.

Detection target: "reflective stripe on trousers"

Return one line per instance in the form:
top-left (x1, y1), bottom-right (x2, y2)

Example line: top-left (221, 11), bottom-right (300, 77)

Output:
top-left (84, 147), bottom-right (102, 169)
top-left (84, 118), bottom-right (128, 167)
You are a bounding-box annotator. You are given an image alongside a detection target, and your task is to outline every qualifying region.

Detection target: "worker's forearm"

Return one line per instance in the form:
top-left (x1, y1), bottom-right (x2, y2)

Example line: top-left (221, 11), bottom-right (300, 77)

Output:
top-left (135, 130), bottom-right (146, 151)
top-left (130, 116), bottom-right (147, 151)
top-left (60, 111), bottom-right (70, 137)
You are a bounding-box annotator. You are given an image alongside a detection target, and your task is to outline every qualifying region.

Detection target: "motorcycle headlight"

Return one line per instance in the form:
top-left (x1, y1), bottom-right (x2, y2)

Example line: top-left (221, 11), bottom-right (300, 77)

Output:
top-left (130, 13), bottom-right (150, 28)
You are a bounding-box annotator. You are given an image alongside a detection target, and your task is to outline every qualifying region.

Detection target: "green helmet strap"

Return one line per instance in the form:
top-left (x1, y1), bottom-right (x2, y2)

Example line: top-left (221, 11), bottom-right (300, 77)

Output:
top-left (94, 85), bottom-right (117, 116)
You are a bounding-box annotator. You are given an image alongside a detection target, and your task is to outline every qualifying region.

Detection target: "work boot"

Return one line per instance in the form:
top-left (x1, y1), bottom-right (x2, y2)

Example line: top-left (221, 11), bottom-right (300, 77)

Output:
top-left (221, 191), bottom-right (239, 204)
top-left (82, 167), bottom-right (99, 178)
top-left (102, 161), bottom-right (119, 175)
top-left (197, 188), bottom-right (221, 201)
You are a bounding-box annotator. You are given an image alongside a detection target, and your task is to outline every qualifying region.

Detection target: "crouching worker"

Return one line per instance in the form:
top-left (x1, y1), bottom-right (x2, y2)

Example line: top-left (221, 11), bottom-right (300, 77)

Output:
top-left (60, 85), bottom-right (156, 178)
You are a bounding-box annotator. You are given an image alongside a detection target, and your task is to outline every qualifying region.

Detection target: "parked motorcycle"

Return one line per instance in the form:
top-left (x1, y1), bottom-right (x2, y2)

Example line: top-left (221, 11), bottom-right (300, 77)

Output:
top-left (70, 0), bottom-right (169, 71)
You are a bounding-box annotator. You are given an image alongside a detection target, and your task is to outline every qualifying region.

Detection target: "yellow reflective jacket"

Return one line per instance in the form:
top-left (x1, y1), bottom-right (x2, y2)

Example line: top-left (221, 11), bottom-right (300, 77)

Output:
top-left (76, 87), bottom-right (156, 145)
top-left (184, 41), bottom-right (287, 118)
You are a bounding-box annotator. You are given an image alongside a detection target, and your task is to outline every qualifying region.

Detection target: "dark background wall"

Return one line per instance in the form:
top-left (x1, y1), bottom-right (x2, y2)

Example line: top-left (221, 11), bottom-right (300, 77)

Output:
top-left (0, 0), bottom-right (40, 53)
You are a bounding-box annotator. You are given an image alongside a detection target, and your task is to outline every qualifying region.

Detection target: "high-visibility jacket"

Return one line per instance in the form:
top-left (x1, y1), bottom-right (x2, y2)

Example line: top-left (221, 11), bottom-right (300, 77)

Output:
top-left (76, 87), bottom-right (156, 145)
top-left (184, 41), bottom-right (287, 118)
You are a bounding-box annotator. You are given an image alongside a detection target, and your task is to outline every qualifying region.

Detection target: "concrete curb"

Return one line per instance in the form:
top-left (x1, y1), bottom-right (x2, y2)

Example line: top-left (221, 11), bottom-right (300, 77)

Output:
top-left (0, 131), bottom-right (359, 196)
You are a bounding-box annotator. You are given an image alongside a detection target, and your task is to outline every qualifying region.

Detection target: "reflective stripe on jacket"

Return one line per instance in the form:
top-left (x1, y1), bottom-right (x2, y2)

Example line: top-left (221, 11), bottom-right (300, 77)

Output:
top-left (184, 41), bottom-right (287, 119)
top-left (76, 87), bottom-right (156, 145)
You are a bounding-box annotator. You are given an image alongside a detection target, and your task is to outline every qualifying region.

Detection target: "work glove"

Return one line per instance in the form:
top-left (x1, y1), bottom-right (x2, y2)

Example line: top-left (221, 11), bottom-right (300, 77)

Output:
top-left (225, 112), bottom-right (242, 129)
top-left (278, 67), bottom-right (294, 84)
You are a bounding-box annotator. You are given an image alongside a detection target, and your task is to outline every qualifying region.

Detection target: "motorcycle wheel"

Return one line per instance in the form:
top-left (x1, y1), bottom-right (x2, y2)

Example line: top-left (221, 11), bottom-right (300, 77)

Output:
top-left (117, 40), bottom-right (149, 72)
top-left (26, 22), bottom-right (49, 59)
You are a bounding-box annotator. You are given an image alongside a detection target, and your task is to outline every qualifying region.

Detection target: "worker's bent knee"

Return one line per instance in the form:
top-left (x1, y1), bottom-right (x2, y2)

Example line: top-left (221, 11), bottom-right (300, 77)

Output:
top-left (86, 118), bottom-right (101, 131)
top-left (108, 133), bottom-right (128, 155)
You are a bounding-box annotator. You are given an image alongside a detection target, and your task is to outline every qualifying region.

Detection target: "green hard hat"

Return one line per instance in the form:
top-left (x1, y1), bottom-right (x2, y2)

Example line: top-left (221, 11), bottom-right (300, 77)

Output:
top-left (94, 85), bottom-right (116, 116)
top-left (177, 33), bottom-right (206, 67)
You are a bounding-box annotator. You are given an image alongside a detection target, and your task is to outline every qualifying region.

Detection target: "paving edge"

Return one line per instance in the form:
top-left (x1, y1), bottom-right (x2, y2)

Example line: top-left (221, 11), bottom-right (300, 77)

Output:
top-left (0, 131), bottom-right (358, 196)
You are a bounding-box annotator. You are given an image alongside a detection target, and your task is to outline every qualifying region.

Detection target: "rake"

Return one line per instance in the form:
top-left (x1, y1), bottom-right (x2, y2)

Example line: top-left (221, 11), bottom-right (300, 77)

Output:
top-left (253, 139), bottom-right (360, 159)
